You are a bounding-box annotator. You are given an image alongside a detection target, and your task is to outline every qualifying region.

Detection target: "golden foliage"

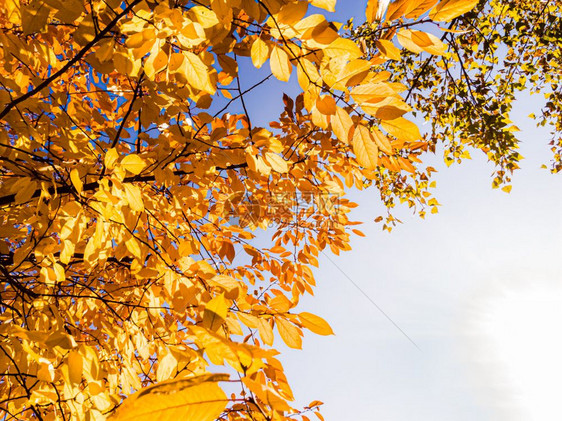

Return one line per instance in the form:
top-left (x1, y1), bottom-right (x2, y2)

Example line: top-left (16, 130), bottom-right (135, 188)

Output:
top-left (0, 0), bottom-right (479, 419)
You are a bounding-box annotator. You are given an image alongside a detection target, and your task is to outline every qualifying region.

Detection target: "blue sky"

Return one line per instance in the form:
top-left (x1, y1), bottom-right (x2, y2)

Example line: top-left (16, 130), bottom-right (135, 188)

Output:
top-left (232, 1), bottom-right (562, 419)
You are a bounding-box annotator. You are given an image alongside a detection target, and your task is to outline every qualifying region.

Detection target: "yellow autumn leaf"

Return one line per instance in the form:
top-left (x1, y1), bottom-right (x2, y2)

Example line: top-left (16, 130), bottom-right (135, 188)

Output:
top-left (276, 317), bottom-right (302, 349)
top-left (2, 0), bottom-right (21, 25)
top-left (351, 82), bottom-right (395, 105)
top-left (386, 0), bottom-right (421, 21)
top-left (125, 236), bottom-right (142, 259)
top-left (70, 169), bottom-right (83, 194)
top-left (311, 104), bottom-right (329, 129)
top-left (293, 14), bottom-right (325, 40)
top-left (53, 262), bottom-right (65, 283)
top-left (376, 39), bottom-right (401, 60)
top-left (396, 29), bottom-right (424, 54)
top-left (316, 95), bottom-right (337, 115)
top-left (265, 152), bottom-right (289, 173)
top-left (23, 182), bottom-right (40, 205)
top-left (373, 96), bottom-right (412, 120)
top-left (407, 0), bottom-right (439, 19)
top-left (372, 129), bottom-right (393, 155)
top-left (338, 59), bottom-right (372, 87)
top-left (67, 351), bottom-right (83, 384)
top-left (310, 0), bottom-right (335, 13)
top-left (242, 376), bottom-right (292, 412)
top-left (257, 318), bottom-right (274, 346)
top-left (365, 0), bottom-right (378, 23)
top-left (352, 124), bottom-right (379, 169)
top-left (381, 117), bottom-right (422, 142)
top-left (251, 37), bottom-right (269, 69)
top-left (298, 312), bottom-right (334, 335)
top-left (277, 1), bottom-right (309, 24)
top-left (430, 0), bottom-right (479, 22)
top-left (121, 154), bottom-right (146, 175)
top-left (246, 152), bottom-right (271, 175)
top-left (237, 312), bottom-right (259, 329)
top-left (296, 57), bottom-right (320, 90)
top-left (270, 46), bottom-right (292, 82)
top-left (408, 30), bottom-right (448, 55)
top-left (109, 374), bottom-right (229, 421)
top-left (203, 293), bottom-right (228, 332)
top-left (169, 52), bottom-right (185, 74)
top-left (156, 352), bottom-right (177, 382)
top-left (45, 331), bottom-right (76, 349)
top-left (330, 106), bottom-right (354, 144)
top-left (123, 183), bottom-right (144, 212)
top-left (183, 51), bottom-right (216, 94)
top-left (105, 147), bottom-right (119, 169)
top-left (145, 49), bottom-right (168, 78)
top-left (208, 274), bottom-right (239, 293)
top-left (324, 37), bottom-right (363, 59)
top-left (188, 6), bottom-right (220, 28)
top-left (208, 275), bottom-right (240, 299)
top-left (126, 31), bottom-right (145, 49)
top-left (398, 156), bottom-right (416, 173)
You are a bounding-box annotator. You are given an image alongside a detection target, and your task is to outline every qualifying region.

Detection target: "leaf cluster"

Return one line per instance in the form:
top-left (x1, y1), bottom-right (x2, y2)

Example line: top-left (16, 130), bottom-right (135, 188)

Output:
top-left (349, 0), bottom-right (562, 191)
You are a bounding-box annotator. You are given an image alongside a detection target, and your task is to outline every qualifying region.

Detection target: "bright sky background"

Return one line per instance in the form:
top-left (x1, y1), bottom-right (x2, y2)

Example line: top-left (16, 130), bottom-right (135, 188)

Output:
top-left (235, 1), bottom-right (562, 419)
top-left (281, 96), bottom-right (562, 420)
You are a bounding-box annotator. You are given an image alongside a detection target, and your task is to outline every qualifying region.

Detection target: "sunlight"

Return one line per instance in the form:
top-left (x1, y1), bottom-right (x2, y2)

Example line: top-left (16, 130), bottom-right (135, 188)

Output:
top-left (477, 283), bottom-right (562, 420)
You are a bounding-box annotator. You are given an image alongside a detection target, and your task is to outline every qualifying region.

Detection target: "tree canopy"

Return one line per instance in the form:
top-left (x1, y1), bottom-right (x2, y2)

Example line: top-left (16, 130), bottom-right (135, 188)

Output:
top-left (0, 0), bottom-right (556, 420)
top-left (349, 0), bottom-right (562, 191)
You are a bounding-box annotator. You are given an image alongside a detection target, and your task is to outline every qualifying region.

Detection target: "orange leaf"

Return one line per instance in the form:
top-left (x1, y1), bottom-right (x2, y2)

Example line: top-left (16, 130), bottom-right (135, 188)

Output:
top-left (298, 312), bottom-right (334, 335)
top-left (430, 0), bottom-right (479, 22)
top-left (316, 95), bottom-right (336, 115)
top-left (276, 318), bottom-right (302, 349)
top-left (352, 125), bottom-right (379, 169)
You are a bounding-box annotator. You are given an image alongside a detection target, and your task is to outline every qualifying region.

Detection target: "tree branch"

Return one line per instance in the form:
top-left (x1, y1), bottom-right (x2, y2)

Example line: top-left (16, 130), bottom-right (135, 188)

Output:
top-left (0, 164), bottom-right (248, 207)
top-left (0, 0), bottom-right (143, 120)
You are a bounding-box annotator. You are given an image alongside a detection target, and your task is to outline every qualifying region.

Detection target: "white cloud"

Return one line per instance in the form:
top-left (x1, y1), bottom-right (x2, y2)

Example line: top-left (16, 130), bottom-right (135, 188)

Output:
top-left (465, 281), bottom-right (562, 421)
